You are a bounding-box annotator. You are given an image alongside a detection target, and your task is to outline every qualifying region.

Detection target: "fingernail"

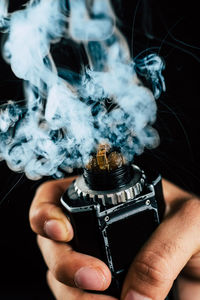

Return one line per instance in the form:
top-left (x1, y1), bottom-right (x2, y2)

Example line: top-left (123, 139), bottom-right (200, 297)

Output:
top-left (44, 219), bottom-right (68, 241)
top-left (125, 290), bottom-right (152, 300)
top-left (74, 267), bottom-right (106, 290)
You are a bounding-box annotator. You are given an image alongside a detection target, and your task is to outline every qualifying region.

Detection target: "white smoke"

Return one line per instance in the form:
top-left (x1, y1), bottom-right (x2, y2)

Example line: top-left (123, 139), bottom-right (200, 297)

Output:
top-left (0, 0), bottom-right (8, 17)
top-left (0, 0), bottom-right (165, 179)
top-left (69, 0), bottom-right (114, 41)
top-left (0, 0), bottom-right (9, 32)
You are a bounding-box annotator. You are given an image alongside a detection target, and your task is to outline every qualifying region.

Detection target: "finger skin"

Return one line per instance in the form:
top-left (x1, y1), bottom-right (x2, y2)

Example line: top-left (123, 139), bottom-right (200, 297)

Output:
top-left (29, 177), bottom-right (76, 241)
top-left (37, 235), bottom-right (112, 291)
top-left (121, 195), bottom-right (200, 300)
top-left (177, 275), bottom-right (200, 300)
top-left (47, 271), bottom-right (117, 300)
top-left (162, 179), bottom-right (192, 214)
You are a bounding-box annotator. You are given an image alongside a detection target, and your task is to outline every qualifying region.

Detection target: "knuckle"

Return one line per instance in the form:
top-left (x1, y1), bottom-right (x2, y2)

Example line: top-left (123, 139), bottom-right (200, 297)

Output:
top-left (33, 180), bottom-right (60, 204)
top-left (134, 250), bottom-right (172, 287)
top-left (36, 180), bottom-right (55, 194)
top-left (178, 198), bottom-right (200, 230)
top-left (181, 198), bottom-right (200, 217)
top-left (36, 179), bottom-right (67, 195)
top-left (32, 183), bottom-right (49, 203)
top-left (29, 204), bottom-right (46, 233)
top-left (30, 202), bottom-right (60, 234)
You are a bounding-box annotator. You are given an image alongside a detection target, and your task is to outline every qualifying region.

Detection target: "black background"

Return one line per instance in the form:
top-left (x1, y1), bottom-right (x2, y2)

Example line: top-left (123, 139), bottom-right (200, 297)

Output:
top-left (1, 1), bottom-right (200, 299)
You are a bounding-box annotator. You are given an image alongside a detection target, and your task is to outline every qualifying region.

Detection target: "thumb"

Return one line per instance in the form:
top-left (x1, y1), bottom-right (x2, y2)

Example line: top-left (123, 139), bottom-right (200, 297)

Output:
top-left (29, 177), bottom-right (76, 241)
top-left (121, 198), bottom-right (200, 300)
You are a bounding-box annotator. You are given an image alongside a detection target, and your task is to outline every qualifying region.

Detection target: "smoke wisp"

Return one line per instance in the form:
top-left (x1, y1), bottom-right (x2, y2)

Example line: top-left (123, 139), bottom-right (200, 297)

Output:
top-left (0, 0), bottom-right (165, 179)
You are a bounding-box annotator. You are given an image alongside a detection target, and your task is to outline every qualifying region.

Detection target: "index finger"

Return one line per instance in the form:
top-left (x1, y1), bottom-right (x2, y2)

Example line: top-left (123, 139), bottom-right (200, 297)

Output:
top-left (29, 176), bottom-right (77, 241)
top-left (162, 179), bottom-right (192, 214)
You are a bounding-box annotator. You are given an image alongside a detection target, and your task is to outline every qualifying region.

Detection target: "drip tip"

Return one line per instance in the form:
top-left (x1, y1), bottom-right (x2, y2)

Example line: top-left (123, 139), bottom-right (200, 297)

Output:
top-left (86, 144), bottom-right (126, 172)
top-left (84, 144), bottom-right (133, 191)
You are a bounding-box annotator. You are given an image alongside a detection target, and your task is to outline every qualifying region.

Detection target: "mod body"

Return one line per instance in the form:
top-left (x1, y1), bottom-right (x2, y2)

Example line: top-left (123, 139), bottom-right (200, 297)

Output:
top-left (61, 164), bottom-right (174, 298)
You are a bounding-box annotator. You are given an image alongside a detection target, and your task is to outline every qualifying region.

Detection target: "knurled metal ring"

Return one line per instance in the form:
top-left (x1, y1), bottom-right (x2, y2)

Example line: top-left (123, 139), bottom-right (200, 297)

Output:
top-left (74, 165), bottom-right (146, 206)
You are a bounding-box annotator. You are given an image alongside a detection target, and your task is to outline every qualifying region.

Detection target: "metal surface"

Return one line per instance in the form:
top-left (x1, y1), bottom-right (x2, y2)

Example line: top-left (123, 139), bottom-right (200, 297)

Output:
top-left (74, 164), bottom-right (146, 205)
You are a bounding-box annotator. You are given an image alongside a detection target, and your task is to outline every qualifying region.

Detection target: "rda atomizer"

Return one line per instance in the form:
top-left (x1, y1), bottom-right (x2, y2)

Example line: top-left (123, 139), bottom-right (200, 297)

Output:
top-left (61, 145), bottom-right (171, 298)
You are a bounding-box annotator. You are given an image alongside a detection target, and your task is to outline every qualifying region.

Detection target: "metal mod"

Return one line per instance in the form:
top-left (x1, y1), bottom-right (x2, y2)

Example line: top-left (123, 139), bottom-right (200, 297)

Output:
top-left (61, 145), bottom-right (174, 299)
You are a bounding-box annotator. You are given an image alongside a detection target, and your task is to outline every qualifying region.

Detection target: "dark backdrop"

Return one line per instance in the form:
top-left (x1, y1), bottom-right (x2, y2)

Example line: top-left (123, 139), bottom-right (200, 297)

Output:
top-left (1, 1), bottom-right (200, 299)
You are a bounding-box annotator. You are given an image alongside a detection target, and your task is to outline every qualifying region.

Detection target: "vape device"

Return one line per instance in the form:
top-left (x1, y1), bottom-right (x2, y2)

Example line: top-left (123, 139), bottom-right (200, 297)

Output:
top-left (61, 145), bottom-right (174, 298)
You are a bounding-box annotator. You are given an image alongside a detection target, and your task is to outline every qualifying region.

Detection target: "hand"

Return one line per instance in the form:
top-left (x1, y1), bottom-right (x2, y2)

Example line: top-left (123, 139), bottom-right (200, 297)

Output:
top-left (29, 177), bottom-right (200, 300)
top-left (29, 177), bottom-right (116, 300)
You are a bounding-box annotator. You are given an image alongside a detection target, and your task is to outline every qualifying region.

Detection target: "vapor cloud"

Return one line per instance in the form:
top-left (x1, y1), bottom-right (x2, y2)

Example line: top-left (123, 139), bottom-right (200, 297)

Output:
top-left (0, 0), bottom-right (165, 179)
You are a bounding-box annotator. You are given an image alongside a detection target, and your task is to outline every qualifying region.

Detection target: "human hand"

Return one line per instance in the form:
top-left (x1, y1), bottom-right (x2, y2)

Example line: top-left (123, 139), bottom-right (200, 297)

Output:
top-left (29, 177), bottom-right (116, 300)
top-left (29, 177), bottom-right (200, 300)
